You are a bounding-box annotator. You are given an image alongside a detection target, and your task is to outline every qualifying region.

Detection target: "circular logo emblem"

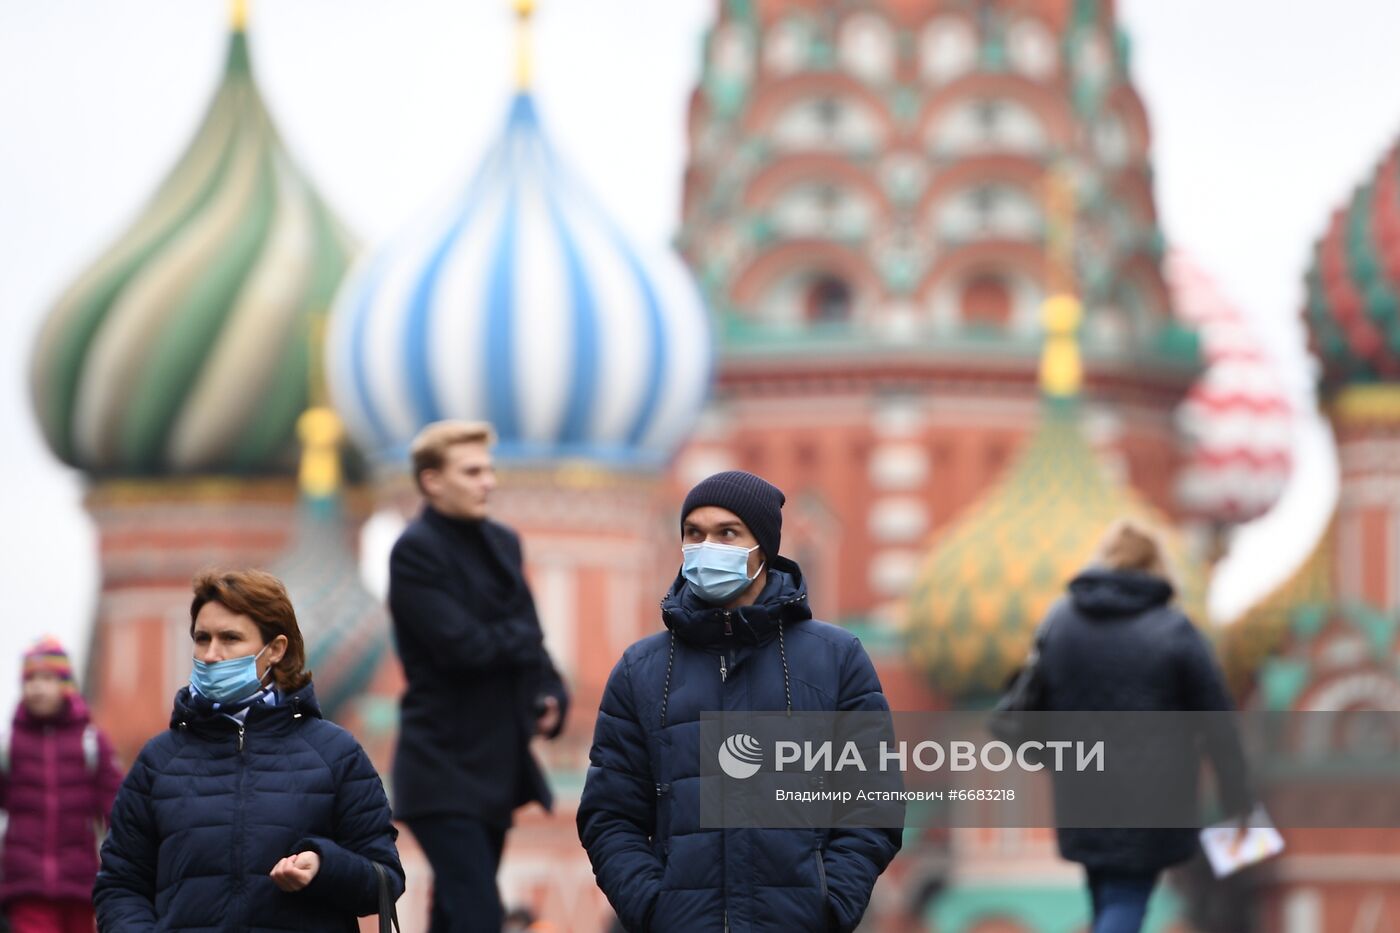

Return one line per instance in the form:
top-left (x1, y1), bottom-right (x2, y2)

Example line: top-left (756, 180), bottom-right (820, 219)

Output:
top-left (718, 733), bottom-right (763, 779)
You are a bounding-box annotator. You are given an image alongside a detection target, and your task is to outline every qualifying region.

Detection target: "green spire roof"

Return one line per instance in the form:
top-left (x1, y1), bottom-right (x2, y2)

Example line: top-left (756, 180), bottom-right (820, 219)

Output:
top-left (904, 403), bottom-right (1207, 699)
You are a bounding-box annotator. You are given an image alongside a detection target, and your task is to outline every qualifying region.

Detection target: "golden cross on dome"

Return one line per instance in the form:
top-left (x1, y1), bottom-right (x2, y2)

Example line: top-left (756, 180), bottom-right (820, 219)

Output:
top-left (514, 0), bottom-right (536, 90)
top-left (230, 0), bottom-right (248, 32)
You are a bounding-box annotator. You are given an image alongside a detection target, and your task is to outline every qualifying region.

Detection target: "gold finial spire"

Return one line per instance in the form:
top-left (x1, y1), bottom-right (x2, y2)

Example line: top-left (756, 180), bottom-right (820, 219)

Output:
top-left (296, 309), bottom-right (341, 498)
top-left (1040, 161), bottom-right (1081, 399)
top-left (230, 0), bottom-right (249, 32)
top-left (1039, 294), bottom-right (1083, 398)
top-left (297, 407), bottom-right (345, 499)
top-left (514, 0), bottom-right (536, 90)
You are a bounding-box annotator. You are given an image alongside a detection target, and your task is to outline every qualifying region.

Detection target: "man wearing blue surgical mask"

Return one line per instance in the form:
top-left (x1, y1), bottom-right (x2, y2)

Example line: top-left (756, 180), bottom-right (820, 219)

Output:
top-left (578, 471), bottom-right (902, 932)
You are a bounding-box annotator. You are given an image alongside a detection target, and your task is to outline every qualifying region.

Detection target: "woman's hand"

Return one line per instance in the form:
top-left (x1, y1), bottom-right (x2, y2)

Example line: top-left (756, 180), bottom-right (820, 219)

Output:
top-left (270, 851), bottom-right (321, 892)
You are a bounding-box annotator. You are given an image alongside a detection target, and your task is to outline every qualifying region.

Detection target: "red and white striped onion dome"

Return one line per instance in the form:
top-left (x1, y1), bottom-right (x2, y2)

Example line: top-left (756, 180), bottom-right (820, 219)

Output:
top-left (1168, 251), bottom-right (1293, 524)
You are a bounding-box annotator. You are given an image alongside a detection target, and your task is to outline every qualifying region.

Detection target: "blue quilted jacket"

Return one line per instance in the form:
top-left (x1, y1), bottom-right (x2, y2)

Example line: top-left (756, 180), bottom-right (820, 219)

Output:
top-left (578, 558), bottom-right (902, 932)
top-left (94, 683), bottom-right (404, 932)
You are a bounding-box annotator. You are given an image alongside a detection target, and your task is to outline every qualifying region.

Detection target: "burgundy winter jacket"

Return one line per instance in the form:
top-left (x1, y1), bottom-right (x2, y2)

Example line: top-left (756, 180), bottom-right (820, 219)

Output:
top-left (0, 694), bottom-right (122, 904)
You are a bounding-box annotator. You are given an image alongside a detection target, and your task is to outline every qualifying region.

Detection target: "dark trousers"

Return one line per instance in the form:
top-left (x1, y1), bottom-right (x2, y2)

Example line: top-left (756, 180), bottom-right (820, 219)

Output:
top-left (409, 817), bottom-right (508, 933)
top-left (1086, 869), bottom-right (1158, 933)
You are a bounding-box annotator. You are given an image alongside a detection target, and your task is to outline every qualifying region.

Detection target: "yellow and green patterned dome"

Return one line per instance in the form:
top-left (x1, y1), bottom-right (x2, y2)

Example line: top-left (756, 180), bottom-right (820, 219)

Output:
top-left (904, 296), bottom-right (1207, 699)
top-left (1219, 521), bottom-right (1333, 696)
top-left (29, 12), bottom-right (354, 477)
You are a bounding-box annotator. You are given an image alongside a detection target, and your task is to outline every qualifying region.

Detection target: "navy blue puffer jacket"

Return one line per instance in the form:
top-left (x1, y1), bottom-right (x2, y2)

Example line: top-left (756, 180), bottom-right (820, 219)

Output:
top-left (1040, 569), bottom-right (1252, 873)
top-left (578, 558), bottom-right (902, 933)
top-left (94, 683), bottom-right (404, 932)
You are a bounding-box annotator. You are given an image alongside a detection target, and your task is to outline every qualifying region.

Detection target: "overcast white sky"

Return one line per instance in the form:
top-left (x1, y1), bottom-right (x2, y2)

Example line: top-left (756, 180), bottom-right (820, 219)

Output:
top-left (0, 0), bottom-right (1394, 715)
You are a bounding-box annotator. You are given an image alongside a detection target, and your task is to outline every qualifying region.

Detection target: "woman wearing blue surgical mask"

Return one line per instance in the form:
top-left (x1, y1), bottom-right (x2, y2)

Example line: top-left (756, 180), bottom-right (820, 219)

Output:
top-left (94, 569), bottom-right (404, 931)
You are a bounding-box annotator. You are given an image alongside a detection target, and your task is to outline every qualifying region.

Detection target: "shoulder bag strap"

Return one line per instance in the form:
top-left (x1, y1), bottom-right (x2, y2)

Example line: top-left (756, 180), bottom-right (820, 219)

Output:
top-left (372, 862), bottom-right (401, 933)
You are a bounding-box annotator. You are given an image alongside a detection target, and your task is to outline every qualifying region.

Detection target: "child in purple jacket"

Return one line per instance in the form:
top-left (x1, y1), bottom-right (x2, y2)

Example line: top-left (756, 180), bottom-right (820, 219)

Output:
top-left (0, 638), bottom-right (122, 933)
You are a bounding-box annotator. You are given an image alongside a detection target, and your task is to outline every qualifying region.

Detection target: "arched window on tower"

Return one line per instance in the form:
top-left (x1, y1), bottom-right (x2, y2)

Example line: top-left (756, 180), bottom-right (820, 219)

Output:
top-left (1093, 113), bottom-right (1131, 168)
top-left (921, 16), bottom-right (976, 84)
top-left (769, 183), bottom-right (875, 239)
top-left (960, 273), bottom-right (1013, 330)
top-left (772, 95), bottom-right (885, 151)
top-left (934, 183), bottom-right (1042, 242)
top-left (839, 13), bottom-right (895, 84)
top-left (806, 275), bottom-right (853, 324)
top-left (1008, 17), bottom-right (1058, 79)
top-left (926, 98), bottom-right (1048, 157)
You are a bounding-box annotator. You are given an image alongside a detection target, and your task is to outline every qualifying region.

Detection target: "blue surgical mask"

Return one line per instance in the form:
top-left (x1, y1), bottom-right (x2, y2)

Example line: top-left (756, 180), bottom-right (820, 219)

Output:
top-left (190, 644), bottom-right (270, 705)
top-left (682, 541), bottom-right (764, 605)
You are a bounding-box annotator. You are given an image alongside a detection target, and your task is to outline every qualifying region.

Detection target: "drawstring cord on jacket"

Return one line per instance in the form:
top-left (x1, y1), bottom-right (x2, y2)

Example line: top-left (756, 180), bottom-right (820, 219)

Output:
top-left (660, 631), bottom-right (676, 728)
top-left (658, 621), bottom-right (794, 728)
top-left (777, 620), bottom-right (792, 718)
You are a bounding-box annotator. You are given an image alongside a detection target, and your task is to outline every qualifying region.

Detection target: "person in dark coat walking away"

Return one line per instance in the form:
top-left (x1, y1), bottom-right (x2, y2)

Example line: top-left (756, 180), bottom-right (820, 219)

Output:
top-left (1, 637), bottom-right (122, 933)
top-left (1036, 520), bottom-right (1252, 933)
top-left (387, 420), bottom-right (569, 933)
top-left (578, 470), bottom-right (902, 932)
top-left (93, 569), bottom-right (404, 931)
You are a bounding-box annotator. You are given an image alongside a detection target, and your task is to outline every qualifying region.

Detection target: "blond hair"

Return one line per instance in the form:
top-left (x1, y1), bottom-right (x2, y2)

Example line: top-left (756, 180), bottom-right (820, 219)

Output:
top-left (410, 420), bottom-right (496, 491)
top-left (1092, 519), bottom-right (1172, 582)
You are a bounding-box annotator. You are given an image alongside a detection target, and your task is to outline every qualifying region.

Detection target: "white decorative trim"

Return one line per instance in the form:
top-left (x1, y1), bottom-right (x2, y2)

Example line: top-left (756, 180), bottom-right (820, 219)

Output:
top-left (1283, 888), bottom-right (1320, 933)
top-left (535, 566), bottom-right (576, 682)
top-left (873, 398), bottom-right (923, 437)
top-left (869, 444), bottom-right (929, 490)
top-left (677, 448), bottom-right (736, 487)
top-left (607, 571), bottom-right (642, 661)
top-left (869, 498), bottom-right (928, 542)
top-left (869, 550), bottom-right (921, 597)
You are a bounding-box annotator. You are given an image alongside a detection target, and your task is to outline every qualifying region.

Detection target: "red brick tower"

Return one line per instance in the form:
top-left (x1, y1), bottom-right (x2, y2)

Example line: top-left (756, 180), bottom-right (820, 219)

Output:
top-left (673, 0), bottom-right (1200, 653)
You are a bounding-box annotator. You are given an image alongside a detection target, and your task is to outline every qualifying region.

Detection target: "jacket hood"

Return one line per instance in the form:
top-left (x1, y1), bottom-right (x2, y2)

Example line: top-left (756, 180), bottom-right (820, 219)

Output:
top-left (661, 555), bottom-right (812, 649)
top-left (1068, 568), bottom-right (1174, 617)
top-left (170, 681), bottom-right (323, 732)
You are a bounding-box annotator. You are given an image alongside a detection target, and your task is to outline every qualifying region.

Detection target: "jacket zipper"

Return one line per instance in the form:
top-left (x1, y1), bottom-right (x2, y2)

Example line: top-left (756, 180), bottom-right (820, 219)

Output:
top-left (233, 722), bottom-right (247, 923)
top-left (719, 617), bottom-right (729, 932)
top-left (42, 725), bottom-right (58, 890)
top-left (719, 609), bottom-right (735, 682)
top-left (708, 598), bottom-right (804, 932)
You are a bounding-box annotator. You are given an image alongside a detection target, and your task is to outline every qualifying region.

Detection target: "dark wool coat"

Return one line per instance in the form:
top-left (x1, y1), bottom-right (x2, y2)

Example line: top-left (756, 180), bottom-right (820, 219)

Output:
top-left (0, 694), bottom-right (122, 904)
top-left (1038, 568), bottom-right (1253, 873)
top-left (387, 506), bottom-right (568, 826)
top-left (93, 684), bottom-right (404, 932)
top-left (578, 559), bottom-right (902, 933)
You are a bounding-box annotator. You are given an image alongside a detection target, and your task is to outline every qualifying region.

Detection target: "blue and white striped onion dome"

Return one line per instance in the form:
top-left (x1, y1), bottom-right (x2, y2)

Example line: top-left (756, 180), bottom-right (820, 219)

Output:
top-left (327, 94), bottom-right (712, 468)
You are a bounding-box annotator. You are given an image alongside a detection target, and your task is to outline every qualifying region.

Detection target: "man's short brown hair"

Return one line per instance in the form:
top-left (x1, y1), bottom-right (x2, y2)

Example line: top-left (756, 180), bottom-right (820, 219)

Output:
top-left (410, 420), bottom-right (496, 491)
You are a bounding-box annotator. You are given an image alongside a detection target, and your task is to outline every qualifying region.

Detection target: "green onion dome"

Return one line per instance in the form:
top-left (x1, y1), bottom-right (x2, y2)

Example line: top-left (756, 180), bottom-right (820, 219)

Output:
top-left (29, 25), bottom-right (354, 476)
top-left (903, 402), bottom-right (1208, 700)
top-left (1303, 139), bottom-right (1400, 393)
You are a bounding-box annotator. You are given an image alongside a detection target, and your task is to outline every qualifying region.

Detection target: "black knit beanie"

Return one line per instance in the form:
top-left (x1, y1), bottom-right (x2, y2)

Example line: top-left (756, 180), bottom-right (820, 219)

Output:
top-left (680, 471), bottom-right (785, 562)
